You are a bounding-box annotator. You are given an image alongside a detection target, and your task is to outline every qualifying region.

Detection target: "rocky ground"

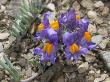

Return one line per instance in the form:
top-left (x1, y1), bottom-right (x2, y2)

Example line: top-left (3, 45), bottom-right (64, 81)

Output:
top-left (0, 0), bottom-right (110, 82)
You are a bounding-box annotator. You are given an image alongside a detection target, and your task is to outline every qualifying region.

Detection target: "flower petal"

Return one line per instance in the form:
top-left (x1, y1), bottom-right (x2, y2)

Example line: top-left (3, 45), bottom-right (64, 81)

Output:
top-left (80, 48), bottom-right (89, 55)
top-left (63, 32), bottom-right (74, 46)
top-left (33, 47), bottom-right (43, 55)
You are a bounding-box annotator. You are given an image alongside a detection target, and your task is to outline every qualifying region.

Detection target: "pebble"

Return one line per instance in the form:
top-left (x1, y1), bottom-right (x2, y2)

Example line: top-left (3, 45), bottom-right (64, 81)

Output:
top-left (94, 1), bottom-right (104, 10)
top-left (94, 72), bottom-right (100, 79)
top-left (57, 76), bottom-right (65, 82)
top-left (106, 41), bottom-right (110, 49)
top-left (99, 38), bottom-right (109, 49)
top-left (104, 78), bottom-right (110, 82)
top-left (0, 52), bottom-right (6, 68)
top-left (0, 33), bottom-right (10, 40)
top-left (25, 68), bottom-right (32, 77)
top-left (3, 41), bottom-right (11, 49)
top-left (0, 42), bottom-right (3, 52)
top-left (100, 74), bottom-right (108, 81)
top-left (94, 78), bottom-right (102, 82)
top-left (1, 80), bottom-right (8, 82)
top-left (88, 24), bottom-right (97, 33)
top-left (8, 36), bottom-right (16, 44)
top-left (98, 28), bottom-right (108, 37)
top-left (86, 75), bottom-right (94, 82)
top-left (18, 57), bottom-right (27, 68)
top-left (87, 10), bottom-right (97, 19)
top-left (94, 74), bottom-right (108, 82)
top-left (72, 1), bottom-right (80, 11)
top-left (23, 53), bottom-right (33, 60)
top-left (101, 6), bottom-right (110, 17)
top-left (89, 70), bottom-right (95, 75)
top-left (100, 51), bottom-right (110, 70)
top-left (0, 52), bottom-right (5, 62)
top-left (47, 3), bottom-right (55, 11)
top-left (0, 0), bottom-right (7, 5)
top-left (81, 0), bottom-right (93, 9)
top-left (0, 70), bottom-right (4, 80)
top-left (85, 55), bottom-right (96, 63)
top-left (78, 62), bottom-right (89, 73)
top-left (92, 35), bottom-right (103, 44)
top-left (0, 5), bottom-right (6, 13)
top-left (95, 16), bottom-right (103, 24)
top-left (15, 66), bottom-right (21, 73)
top-left (70, 72), bottom-right (76, 79)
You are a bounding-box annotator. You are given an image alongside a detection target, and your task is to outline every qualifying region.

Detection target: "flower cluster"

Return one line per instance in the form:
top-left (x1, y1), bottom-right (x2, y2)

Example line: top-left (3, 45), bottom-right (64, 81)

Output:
top-left (33, 9), bottom-right (96, 64)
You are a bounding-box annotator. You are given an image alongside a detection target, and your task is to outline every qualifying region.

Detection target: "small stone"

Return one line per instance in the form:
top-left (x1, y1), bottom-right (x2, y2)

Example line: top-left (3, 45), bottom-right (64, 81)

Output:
top-left (26, 68), bottom-right (32, 77)
top-left (0, 52), bottom-right (5, 63)
top-left (78, 62), bottom-right (89, 73)
top-left (88, 24), bottom-right (97, 33)
top-left (0, 5), bottom-right (6, 13)
top-left (106, 41), bottom-right (110, 49)
top-left (95, 70), bottom-right (101, 78)
top-left (86, 75), bottom-right (94, 82)
top-left (1, 80), bottom-right (8, 82)
top-left (87, 11), bottom-right (97, 19)
top-left (100, 51), bottom-right (110, 70)
top-left (95, 16), bottom-right (103, 24)
top-left (0, 42), bottom-right (3, 52)
top-left (0, 70), bottom-right (4, 80)
top-left (94, 78), bottom-right (102, 82)
top-left (23, 53), bottom-right (33, 60)
top-left (98, 28), bottom-right (108, 37)
top-left (18, 57), bottom-right (27, 68)
top-left (81, 0), bottom-right (93, 9)
top-left (47, 3), bottom-right (55, 11)
top-left (63, 65), bottom-right (76, 72)
top-left (89, 70), bottom-right (95, 75)
top-left (102, 6), bottom-right (110, 17)
top-left (3, 41), bottom-right (11, 49)
top-left (100, 74), bottom-right (108, 81)
top-left (72, 1), bottom-right (80, 11)
top-left (104, 78), bottom-right (110, 82)
top-left (70, 72), bottom-right (76, 79)
top-left (0, 33), bottom-right (10, 40)
top-left (57, 76), bottom-right (65, 82)
top-left (99, 38), bottom-right (109, 49)
top-left (94, 1), bottom-right (104, 10)
top-left (92, 35), bottom-right (103, 44)
top-left (94, 74), bottom-right (108, 82)
top-left (85, 55), bottom-right (96, 62)
top-left (0, 0), bottom-right (7, 5)
top-left (9, 36), bottom-right (16, 44)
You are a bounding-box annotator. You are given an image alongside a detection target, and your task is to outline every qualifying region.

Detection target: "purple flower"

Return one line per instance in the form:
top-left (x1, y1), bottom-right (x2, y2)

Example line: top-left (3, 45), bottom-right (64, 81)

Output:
top-left (58, 9), bottom-right (80, 29)
top-left (78, 18), bottom-right (89, 34)
top-left (66, 9), bottom-right (76, 29)
top-left (80, 32), bottom-right (96, 50)
top-left (58, 13), bottom-right (67, 26)
top-left (34, 29), bottom-right (47, 42)
top-left (63, 32), bottom-right (89, 62)
top-left (64, 43), bottom-right (88, 63)
top-left (33, 42), bottom-right (57, 64)
top-left (46, 28), bottom-right (58, 44)
top-left (77, 18), bottom-right (89, 42)
top-left (42, 12), bottom-right (50, 28)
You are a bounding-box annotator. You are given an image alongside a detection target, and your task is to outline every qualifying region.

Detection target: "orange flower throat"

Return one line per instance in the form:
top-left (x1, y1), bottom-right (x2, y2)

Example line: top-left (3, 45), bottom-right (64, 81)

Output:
top-left (76, 15), bottom-right (80, 21)
top-left (69, 43), bottom-right (79, 54)
top-left (84, 32), bottom-right (91, 42)
top-left (43, 42), bottom-right (54, 56)
top-left (50, 20), bottom-right (59, 30)
top-left (37, 23), bottom-right (44, 32)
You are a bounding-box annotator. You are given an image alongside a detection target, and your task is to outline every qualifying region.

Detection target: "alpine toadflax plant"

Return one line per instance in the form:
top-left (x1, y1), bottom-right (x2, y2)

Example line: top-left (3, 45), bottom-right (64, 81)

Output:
top-left (33, 9), bottom-right (96, 64)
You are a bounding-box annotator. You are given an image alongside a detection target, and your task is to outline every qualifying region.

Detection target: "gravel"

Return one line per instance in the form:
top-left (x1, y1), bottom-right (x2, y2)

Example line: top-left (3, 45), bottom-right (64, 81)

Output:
top-left (0, 0), bottom-right (110, 82)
